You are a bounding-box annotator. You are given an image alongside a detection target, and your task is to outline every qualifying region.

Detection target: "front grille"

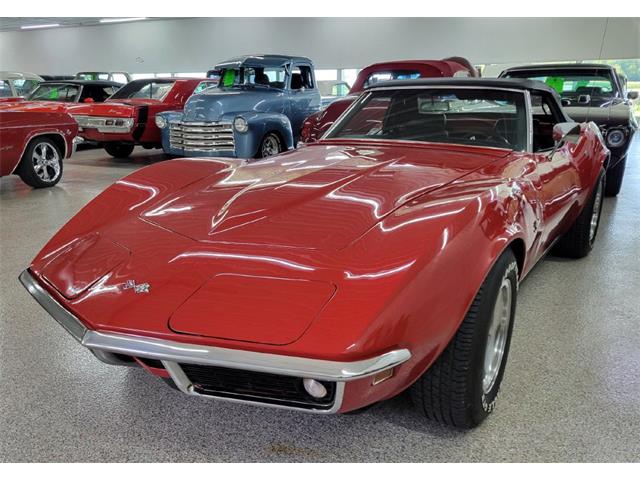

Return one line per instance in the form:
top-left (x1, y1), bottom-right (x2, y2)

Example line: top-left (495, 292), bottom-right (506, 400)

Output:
top-left (179, 363), bottom-right (336, 410)
top-left (169, 121), bottom-right (235, 152)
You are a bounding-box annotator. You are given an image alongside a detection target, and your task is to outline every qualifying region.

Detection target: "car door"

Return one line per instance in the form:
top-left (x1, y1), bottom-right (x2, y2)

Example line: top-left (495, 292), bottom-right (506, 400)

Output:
top-left (287, 63), bottom-right (321, 139)
top-left (528, 93), bottom-right (585, 253)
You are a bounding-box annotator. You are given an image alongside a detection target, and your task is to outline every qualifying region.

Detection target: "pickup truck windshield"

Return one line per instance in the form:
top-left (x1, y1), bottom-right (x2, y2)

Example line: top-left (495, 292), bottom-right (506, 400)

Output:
top-left (217, 67), bottom-right (287, 89)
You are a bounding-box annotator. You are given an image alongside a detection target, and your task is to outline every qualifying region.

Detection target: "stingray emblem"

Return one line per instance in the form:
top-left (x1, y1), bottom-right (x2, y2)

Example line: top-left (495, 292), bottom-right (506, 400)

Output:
top-left (122, 279), bottom-right (150, 294)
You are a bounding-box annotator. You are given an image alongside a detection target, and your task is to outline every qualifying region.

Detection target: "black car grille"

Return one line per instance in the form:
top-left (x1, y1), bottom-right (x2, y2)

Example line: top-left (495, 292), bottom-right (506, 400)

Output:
top-left (179, 363), bottom-right (337, 410)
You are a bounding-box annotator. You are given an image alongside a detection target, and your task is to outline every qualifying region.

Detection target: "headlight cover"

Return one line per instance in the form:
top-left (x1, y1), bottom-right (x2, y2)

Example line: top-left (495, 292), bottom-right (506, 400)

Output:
top-left (606, 129), bottom-right (626, 148)
top-left (234, 116), bottom-right (248, 133)
top-left (155, 116), bottom-right (167, 129)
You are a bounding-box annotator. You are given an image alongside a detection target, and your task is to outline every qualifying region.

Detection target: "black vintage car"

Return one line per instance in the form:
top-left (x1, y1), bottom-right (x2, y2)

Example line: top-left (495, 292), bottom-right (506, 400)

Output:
top-left (500, 64), bottom-right (638, 196)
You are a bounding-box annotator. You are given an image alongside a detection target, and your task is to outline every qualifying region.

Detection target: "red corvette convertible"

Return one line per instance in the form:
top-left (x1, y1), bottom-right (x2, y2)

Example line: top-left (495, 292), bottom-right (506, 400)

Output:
top-left (0, 110), bottom-right (78, 188)
top-left (21, 79), bottom-right (608, 428)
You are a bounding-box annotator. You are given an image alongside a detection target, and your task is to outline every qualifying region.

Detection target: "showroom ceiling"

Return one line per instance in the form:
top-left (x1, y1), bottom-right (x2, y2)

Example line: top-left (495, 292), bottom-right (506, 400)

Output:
top-left (0, 17), bottom-right (185, 32)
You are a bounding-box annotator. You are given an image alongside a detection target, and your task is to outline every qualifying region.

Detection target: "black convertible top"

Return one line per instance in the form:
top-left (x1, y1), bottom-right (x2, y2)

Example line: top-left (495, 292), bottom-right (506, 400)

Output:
top-left (366, 77), bottom-right (562, 97)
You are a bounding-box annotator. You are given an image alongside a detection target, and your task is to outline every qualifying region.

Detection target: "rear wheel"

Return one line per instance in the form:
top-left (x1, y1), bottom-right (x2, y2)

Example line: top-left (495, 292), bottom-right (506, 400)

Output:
top-left (553, 171), bottom-right (605, 259)
top-left (256, 132), bottom-right (283, 158)
top-left (17, 137), bottom-right (63, 188)
top-left (410, 249), bottom-right (519, 428)
top-left (604, 157), bottom-right (625, 197)
top-left (105, 143), bottom-right (135, 158)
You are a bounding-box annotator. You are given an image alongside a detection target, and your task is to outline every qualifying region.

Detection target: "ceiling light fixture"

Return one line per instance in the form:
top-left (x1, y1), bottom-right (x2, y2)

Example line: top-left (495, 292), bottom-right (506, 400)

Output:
top-left (99, 17), bottom-right (147, 24)
top-left (21, 24), bottom-right (60, 30)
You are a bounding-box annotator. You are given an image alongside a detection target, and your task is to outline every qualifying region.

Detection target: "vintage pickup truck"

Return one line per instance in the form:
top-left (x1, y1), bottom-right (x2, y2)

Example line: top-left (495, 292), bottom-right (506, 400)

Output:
top-left (156, 54), bottom-right (322, 159)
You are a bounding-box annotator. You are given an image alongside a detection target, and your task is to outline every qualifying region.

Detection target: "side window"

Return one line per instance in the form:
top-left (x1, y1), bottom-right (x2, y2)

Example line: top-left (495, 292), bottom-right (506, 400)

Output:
top-left (531, 93), bottom-right (562, 152)
top-left (290, 65), bottom-right (314, 90)
top-left (0, 80), bottom-right (13, 97)
top-left (453, 69), bottom-right (471, 78)
top-left (111, 73), bottom-right (128, 84)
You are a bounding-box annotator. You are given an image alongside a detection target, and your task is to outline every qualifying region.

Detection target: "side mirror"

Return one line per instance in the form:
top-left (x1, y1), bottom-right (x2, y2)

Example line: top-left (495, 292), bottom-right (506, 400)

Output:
top-left (577, 94), bottom-right (591, 105)
top-left (552, 122), bottom-right (582, 145)
top-left (628, 91), bottom-right (639, 100)
top-left (83, 97), bottom-right (95, 103)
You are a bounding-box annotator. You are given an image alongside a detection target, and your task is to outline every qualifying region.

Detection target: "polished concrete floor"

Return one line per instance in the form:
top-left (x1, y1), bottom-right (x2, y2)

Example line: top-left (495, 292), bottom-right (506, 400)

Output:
top-left (1, 143), bottom-right (639, 462)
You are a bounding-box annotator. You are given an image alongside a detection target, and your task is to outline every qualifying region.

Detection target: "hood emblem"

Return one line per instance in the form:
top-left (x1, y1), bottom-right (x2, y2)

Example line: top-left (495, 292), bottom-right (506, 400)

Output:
top-left (122, 279), bottom-right (150, 294)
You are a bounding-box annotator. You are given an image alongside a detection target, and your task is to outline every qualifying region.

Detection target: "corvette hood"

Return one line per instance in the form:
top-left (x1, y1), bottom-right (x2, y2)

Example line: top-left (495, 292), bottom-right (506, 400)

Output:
top-left (140, 142), bottom-right (507, 251)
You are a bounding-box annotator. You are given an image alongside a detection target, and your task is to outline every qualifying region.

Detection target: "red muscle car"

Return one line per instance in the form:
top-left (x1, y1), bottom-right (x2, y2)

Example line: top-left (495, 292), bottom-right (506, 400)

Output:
top-left (300, 57), bottom-right (478, 143)
top-left (68, 78), bottom-right (215, 158)
top-left (20, 79), bottom-right (608, 428)
top-left (0, 111), bottom-right (78, 188)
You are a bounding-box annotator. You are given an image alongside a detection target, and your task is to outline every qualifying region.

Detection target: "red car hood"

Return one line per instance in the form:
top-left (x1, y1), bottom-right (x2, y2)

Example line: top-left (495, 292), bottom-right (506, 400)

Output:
top-left (68, 98), bottom-right (160, 117)
top-left (141, 142), bottom-right (507, 251)
top-left (0, 101), bottom-right (76, 112)
top-left (34, 142), bottom-right (509, 346)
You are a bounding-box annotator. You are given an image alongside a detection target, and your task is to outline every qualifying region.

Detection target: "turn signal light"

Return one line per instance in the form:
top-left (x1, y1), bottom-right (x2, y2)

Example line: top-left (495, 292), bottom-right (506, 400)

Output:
top-left (372, 367), bottom-right (395, 385)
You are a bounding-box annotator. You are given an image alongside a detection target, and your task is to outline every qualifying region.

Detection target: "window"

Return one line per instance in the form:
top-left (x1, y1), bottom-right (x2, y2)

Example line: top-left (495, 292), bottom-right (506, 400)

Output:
top-left (503, 68), bottom-right (618, 98)
top-left (27, 84), bottom-right (80, 102)
top-left (317, 81), bottom-right (350, 97)
top-left (0, 80), bottom-right (13, 97)
top-left (530, 93), bottom-right (563, 152)
top-left (290, 65), bottom-right (314, 90)
top-left (216, 67), bottom-right (287, 89)
top-left (111, 73), bottom-right (129, 84)
top-left (315, 69), bottom-right (338, 81)
top-left (328, 88), bottom-right (528, 151)
top-left (363, 70), bottom-right (421, 88)
top-left (194, 81), bottom-right (216, 94)
top-left (12, 79), bottom-right (40, 96)
top-left (109, 80), bottom-right (175, 100)
top-left (341, 69), bottom-right (360, 87)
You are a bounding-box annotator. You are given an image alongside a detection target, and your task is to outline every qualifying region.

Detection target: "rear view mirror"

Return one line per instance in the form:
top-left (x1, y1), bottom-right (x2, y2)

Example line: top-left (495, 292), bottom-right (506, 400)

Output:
top-left (577, 94), bottom-right (591, 104)
top-left (628, 91), bottom-right (639, 100)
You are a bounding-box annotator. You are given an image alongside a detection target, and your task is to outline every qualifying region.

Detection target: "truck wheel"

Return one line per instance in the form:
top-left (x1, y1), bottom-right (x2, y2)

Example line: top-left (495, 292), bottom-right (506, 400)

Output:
top-left (17, 137), bottom-right (63, 188)
top-left (604, 157), bottom-right (625, 197)
top-left (256, 133), bottom-right (283, 158)
top-left (410, 249), bottom-right (518, 429)
top-left (105, 143), bottom-right (135, 158)
top-left (553, 171), bottom-right (605, 259)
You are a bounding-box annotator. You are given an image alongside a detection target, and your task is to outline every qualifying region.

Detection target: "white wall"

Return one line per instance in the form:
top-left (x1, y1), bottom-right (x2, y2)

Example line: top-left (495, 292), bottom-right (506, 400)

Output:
top-left (1, 17), bottom-right (638, 74)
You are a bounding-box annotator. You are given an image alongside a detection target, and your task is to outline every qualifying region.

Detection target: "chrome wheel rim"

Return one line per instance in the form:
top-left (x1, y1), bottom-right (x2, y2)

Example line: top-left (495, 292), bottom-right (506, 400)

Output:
top-left (589, 179), bottom-right (603, 243)
top-left (482, 278), bottom-right (512, 394)
top-left (261, 135), bottom-right (280, 157)
top-left (32, 142), bottom-right (60, 182)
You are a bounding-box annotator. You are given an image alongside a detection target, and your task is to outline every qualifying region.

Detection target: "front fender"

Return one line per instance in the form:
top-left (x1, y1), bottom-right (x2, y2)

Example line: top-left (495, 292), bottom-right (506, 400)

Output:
top-left (229, 112), bottom-right (294, 158)
top-left (157, 111), bottom-right (183, 154)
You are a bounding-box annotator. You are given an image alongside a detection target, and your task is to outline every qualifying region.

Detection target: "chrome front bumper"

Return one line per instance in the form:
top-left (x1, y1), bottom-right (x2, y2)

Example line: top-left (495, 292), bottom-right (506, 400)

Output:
top-left (19, 269), bottom-right (411, 413)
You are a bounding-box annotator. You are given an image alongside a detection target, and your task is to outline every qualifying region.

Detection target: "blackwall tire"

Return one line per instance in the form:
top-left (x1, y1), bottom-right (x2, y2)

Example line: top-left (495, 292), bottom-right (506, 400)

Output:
top-left (410, 249), bottom-right (519, 429)
top-left (256, 132), bottom-right (283, 158)
top-left (604, 157), bottom-right (625, 197)
top-left (553, 171), bottom-right (605, 259)
top-left (17, 137), bottom-right (63, 188)
top-left (105, 143), bottom-right (135, 158)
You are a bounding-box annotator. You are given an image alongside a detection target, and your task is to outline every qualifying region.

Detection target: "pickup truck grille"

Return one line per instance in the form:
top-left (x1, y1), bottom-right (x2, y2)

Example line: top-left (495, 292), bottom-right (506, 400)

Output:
top-left (169, 121), bottom-right (235, 152)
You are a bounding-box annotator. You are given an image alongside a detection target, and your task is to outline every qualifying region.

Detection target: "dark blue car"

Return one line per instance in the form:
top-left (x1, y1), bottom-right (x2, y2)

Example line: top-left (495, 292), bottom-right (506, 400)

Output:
top-left (156, 54), bottom-right (321, 159)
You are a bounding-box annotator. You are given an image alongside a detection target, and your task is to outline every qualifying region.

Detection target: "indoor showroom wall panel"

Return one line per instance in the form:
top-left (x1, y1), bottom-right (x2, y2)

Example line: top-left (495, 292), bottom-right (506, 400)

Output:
top-left (0, 17), bottom-right (638, 73)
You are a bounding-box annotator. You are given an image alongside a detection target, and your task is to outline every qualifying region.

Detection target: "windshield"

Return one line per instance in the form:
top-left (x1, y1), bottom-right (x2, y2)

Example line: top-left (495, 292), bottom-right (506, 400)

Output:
top-left (327, 88), bottom-right (528, 151)
top-left (216, 66), bottom-right (287, 89)
top-left (110, 80), bottom-right (175, 100)
top-left (504, 68), bottom-right (619, 98)
top-left (363, 70), bottom-right (421, 89)
top-left (27, 83), bottom-right (80, 102)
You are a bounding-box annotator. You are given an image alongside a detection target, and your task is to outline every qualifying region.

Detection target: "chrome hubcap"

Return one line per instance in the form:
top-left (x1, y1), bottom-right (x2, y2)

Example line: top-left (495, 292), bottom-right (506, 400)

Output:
top-left (261, 135), bottom-right (280, 157)
top-left (589, 179), bottom-right (603, 243)
top-left (32, 142), bottom-right (60, 182)
top-left (482, 278), bottom-right (512, 394)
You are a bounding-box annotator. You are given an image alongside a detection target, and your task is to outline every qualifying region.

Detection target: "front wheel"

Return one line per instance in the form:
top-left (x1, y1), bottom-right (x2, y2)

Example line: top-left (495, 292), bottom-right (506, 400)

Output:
top-left (410, 249), bottom-right (519, 428)
top-left (104, 143), bottom-right (135, 158)
top-left (18, 137), bottom-right (63, 188)
top-left (256, 132), bottom-right (283, 158)
top-left (553, 171), bottom-right (605, 259)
